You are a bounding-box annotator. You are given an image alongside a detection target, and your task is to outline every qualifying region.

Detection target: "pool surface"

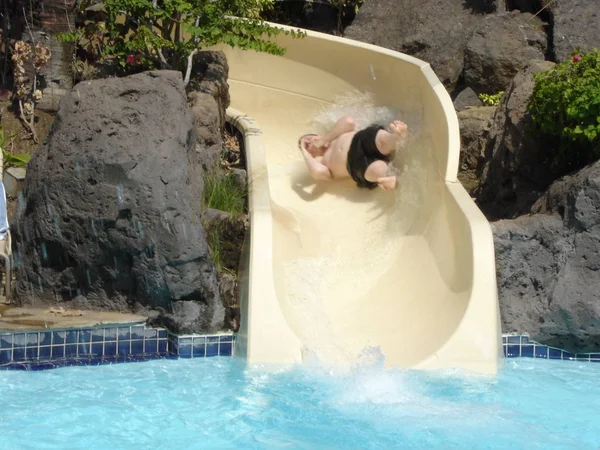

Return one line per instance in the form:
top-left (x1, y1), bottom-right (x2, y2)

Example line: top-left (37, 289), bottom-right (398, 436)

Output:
top-left (1, 356), bottom-right (599, 449)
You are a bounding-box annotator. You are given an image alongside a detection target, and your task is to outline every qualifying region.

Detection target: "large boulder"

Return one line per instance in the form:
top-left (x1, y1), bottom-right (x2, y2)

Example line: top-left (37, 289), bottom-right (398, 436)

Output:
top-left (475, 59), bottom-right (556, 219)
top-left (453, 87), bottom-right (483, 111)
top-left (187, 51), bottom-right (230, 132)
top-left (464, 11), bottom-right (547, 94)
top-left (457, 106), bottom-right (496, 194)
top-left (187, 51), bottom-right (231, 172)
top-left (12, 70), bottom-right (225, 334)
top-left (551, 0), bottom-right (600, 62)
top-left (345, 0), bottom-right (493, 90)
top-left (494, 159), bottom-right (600, 352)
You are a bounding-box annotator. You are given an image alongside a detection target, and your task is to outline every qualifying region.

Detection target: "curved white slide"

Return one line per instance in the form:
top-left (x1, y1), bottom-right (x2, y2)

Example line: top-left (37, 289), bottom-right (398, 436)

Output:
top-left (219, 26), bottom-right (501, 374)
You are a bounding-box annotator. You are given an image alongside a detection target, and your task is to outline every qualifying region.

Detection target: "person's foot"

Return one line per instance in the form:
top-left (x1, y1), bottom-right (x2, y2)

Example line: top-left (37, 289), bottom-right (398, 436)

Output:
top-left (377, 176), bottom-right (397, 191)
top-left (389, 120), bottom-right (408, 138)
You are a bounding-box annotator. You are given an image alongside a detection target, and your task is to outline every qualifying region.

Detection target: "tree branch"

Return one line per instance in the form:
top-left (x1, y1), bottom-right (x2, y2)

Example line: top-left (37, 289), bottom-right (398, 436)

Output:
top-left (157, 47), bottom-right (172, 69)
top-left (183, 49), bottom-right (198, 87)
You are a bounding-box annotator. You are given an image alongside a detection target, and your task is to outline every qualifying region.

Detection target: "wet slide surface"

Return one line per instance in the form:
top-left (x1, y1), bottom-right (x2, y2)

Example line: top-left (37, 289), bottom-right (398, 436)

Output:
top-left (219, 28), bottom-right (501, 374)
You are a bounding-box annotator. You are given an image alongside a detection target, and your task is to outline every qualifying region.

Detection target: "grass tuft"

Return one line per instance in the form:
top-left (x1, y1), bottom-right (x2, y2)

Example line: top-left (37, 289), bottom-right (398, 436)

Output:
top-left (202, 172), bottom-right (247, 219)
top-left (206, 225), bottom-right (224, 273)
top-left (202, 171), bottom-right (248, 273)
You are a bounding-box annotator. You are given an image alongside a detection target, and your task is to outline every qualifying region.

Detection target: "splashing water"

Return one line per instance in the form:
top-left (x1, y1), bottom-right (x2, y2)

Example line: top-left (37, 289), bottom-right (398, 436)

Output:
top-left (310, 91), bottom-right (398, 133)
top-left (308, 90), bottom-right (431, 233)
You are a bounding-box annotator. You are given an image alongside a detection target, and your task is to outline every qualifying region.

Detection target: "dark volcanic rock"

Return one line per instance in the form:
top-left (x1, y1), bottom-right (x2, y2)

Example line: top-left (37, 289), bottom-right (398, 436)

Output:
top-left (551, 0), bottom-right (600, 62)
top-left (187, 51), bottom-right (231, 172)
top-left (457, 105), bottom-right (496, 193)
top-left (187, 51), bottom-right (230, 132)
top-left (494, 160), bottom-right (600, 353)
top-left (265, 1), bottom-right (339, 35)
top-left (13, 70), bottom-right (225, 334)
top-left (453, 87), bottom-right (483, 111)
top-left (476, 59), bottom-right (556, 219)
top-left (345, 0), bottom-right (487, 90)
top-left (464, 11), bottom-right (547, 94)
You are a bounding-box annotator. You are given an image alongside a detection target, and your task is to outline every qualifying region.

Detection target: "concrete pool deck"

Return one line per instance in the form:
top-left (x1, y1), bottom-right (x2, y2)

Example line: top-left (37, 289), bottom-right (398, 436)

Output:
top-left (0, 304), bottom-right (147, 331)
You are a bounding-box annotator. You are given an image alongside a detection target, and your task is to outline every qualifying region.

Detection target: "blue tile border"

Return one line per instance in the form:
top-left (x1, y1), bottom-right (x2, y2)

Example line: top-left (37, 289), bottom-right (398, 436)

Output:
top-left (0, 325), bottom-right (236, 370)
top-left (7, 328), bottom-right (595, 370)
top-left (502, 333), bottom-right (600, 362)
top-left (168, 333), bottom-right (235, 358)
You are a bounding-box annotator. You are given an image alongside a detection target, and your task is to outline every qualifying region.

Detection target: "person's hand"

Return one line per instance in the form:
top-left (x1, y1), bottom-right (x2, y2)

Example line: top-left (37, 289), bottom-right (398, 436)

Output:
top-left (312, 136), bottom-right (329, 151)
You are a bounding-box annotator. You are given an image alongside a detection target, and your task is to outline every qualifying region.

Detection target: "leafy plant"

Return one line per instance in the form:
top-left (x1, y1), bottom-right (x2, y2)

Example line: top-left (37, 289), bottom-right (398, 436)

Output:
top-left (58, 0), bottom-right (304, 84)
top-left (528, 49), bottom-right (600, 171)
top-left (479, 91), bottom-right (504, 106)
top-left (202, 172), bottom-right (247, 219)
top-left (0, 125), bottom-right (31, 170)
top-left (72, 59), bottom-right (99, 82)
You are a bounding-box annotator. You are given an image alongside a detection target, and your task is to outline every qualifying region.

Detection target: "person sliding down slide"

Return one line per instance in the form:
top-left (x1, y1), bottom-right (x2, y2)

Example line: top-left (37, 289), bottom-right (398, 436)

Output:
top-left (298, 116), bottom-right (408, 191)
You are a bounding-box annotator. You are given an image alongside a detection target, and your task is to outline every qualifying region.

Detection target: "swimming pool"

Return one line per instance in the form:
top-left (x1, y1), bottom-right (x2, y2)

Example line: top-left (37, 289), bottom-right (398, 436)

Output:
top-left (1, 356), bottom-right (599, 449)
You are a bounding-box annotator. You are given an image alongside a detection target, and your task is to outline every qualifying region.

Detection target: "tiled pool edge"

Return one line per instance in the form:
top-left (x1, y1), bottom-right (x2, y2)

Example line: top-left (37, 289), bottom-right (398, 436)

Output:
top-left (503, 333), bottom-right (600, 362)
top-left (2, 327), bottom-right (598, 370)
top-left (0, 325), bottom-right (236, 370)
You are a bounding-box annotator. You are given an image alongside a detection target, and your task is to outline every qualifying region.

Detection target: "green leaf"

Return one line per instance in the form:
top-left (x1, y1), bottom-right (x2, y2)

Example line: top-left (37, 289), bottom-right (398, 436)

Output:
top-left (3, 152), bottom-right (31, 169)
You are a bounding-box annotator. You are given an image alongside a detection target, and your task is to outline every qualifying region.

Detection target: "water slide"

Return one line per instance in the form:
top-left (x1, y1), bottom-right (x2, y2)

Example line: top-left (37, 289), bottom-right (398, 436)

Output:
top-left (217, 26), bottom-right (502, 374)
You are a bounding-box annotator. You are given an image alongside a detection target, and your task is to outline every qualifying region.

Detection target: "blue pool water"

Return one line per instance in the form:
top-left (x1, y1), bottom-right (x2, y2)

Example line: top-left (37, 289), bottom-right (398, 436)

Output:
top-left (1, 357), bottom-right (599, 449)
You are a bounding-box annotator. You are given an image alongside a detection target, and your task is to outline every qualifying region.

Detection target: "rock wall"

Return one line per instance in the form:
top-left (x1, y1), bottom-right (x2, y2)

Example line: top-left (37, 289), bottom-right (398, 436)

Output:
top-left (12, 70), bottom-right (225, 334)
top-left (495, 161), bottom-right (600, 352)
top-left (187, 51), bottom-right (231, 172)
top-left (476, 60), bottom-right (556, 219)
top-left (345, 0), bottom-right (484, 90)
top-left (551, 0), bottom-right (600, 62)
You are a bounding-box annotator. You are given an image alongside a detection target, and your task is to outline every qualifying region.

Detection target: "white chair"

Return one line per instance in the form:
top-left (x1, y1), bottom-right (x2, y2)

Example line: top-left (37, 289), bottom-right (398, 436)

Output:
top-left (0, 181), bottom-right (11, 300)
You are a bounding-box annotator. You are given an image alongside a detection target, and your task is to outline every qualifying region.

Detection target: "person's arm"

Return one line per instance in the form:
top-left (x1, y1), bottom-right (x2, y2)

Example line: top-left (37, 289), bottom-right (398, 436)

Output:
top-left (314, 116), bottom-right (356, 149)
top-left (301, 148), bottom-right (333, 181)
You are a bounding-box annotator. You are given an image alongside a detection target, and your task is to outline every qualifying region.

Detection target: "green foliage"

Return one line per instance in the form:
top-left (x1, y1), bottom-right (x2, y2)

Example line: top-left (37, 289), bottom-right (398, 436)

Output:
top-left (479, 91), bottom-right (504, 106)
top-left (202, 171), bottom-right (247, 273)
top-left (202, 172), bottom-right (247, 219)
top-left (58, 0), bottom-right (303, 78)
top-left (206, 225), bottom-right (224, 273)
top-left (529, 49), bottom-right (600, 171)
top-left (0, 125), bottom-right (31, 170)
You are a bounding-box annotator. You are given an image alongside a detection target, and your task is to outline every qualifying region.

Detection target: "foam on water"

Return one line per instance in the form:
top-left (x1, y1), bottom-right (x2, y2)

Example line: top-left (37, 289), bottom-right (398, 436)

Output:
top-left (309, 91), bottom-right (399, 134)
top-left (2, 358), bottom-right (598, 449)
top-left (308, 91), bottom-right (433, 233)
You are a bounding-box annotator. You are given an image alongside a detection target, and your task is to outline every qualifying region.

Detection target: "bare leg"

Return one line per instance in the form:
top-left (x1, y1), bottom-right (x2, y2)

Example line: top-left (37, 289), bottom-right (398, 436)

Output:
top-left (364, 160), bottom-right (397, 191)
top-left (374, 120), bottom-right (408, 156)
top-left (313, 116), bottom-right (356, 149)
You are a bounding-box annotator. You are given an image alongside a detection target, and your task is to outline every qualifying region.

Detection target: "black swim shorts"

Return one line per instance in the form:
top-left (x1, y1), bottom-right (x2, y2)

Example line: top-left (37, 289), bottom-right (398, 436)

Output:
top-left (346, 124), bottom-right (390, 189)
